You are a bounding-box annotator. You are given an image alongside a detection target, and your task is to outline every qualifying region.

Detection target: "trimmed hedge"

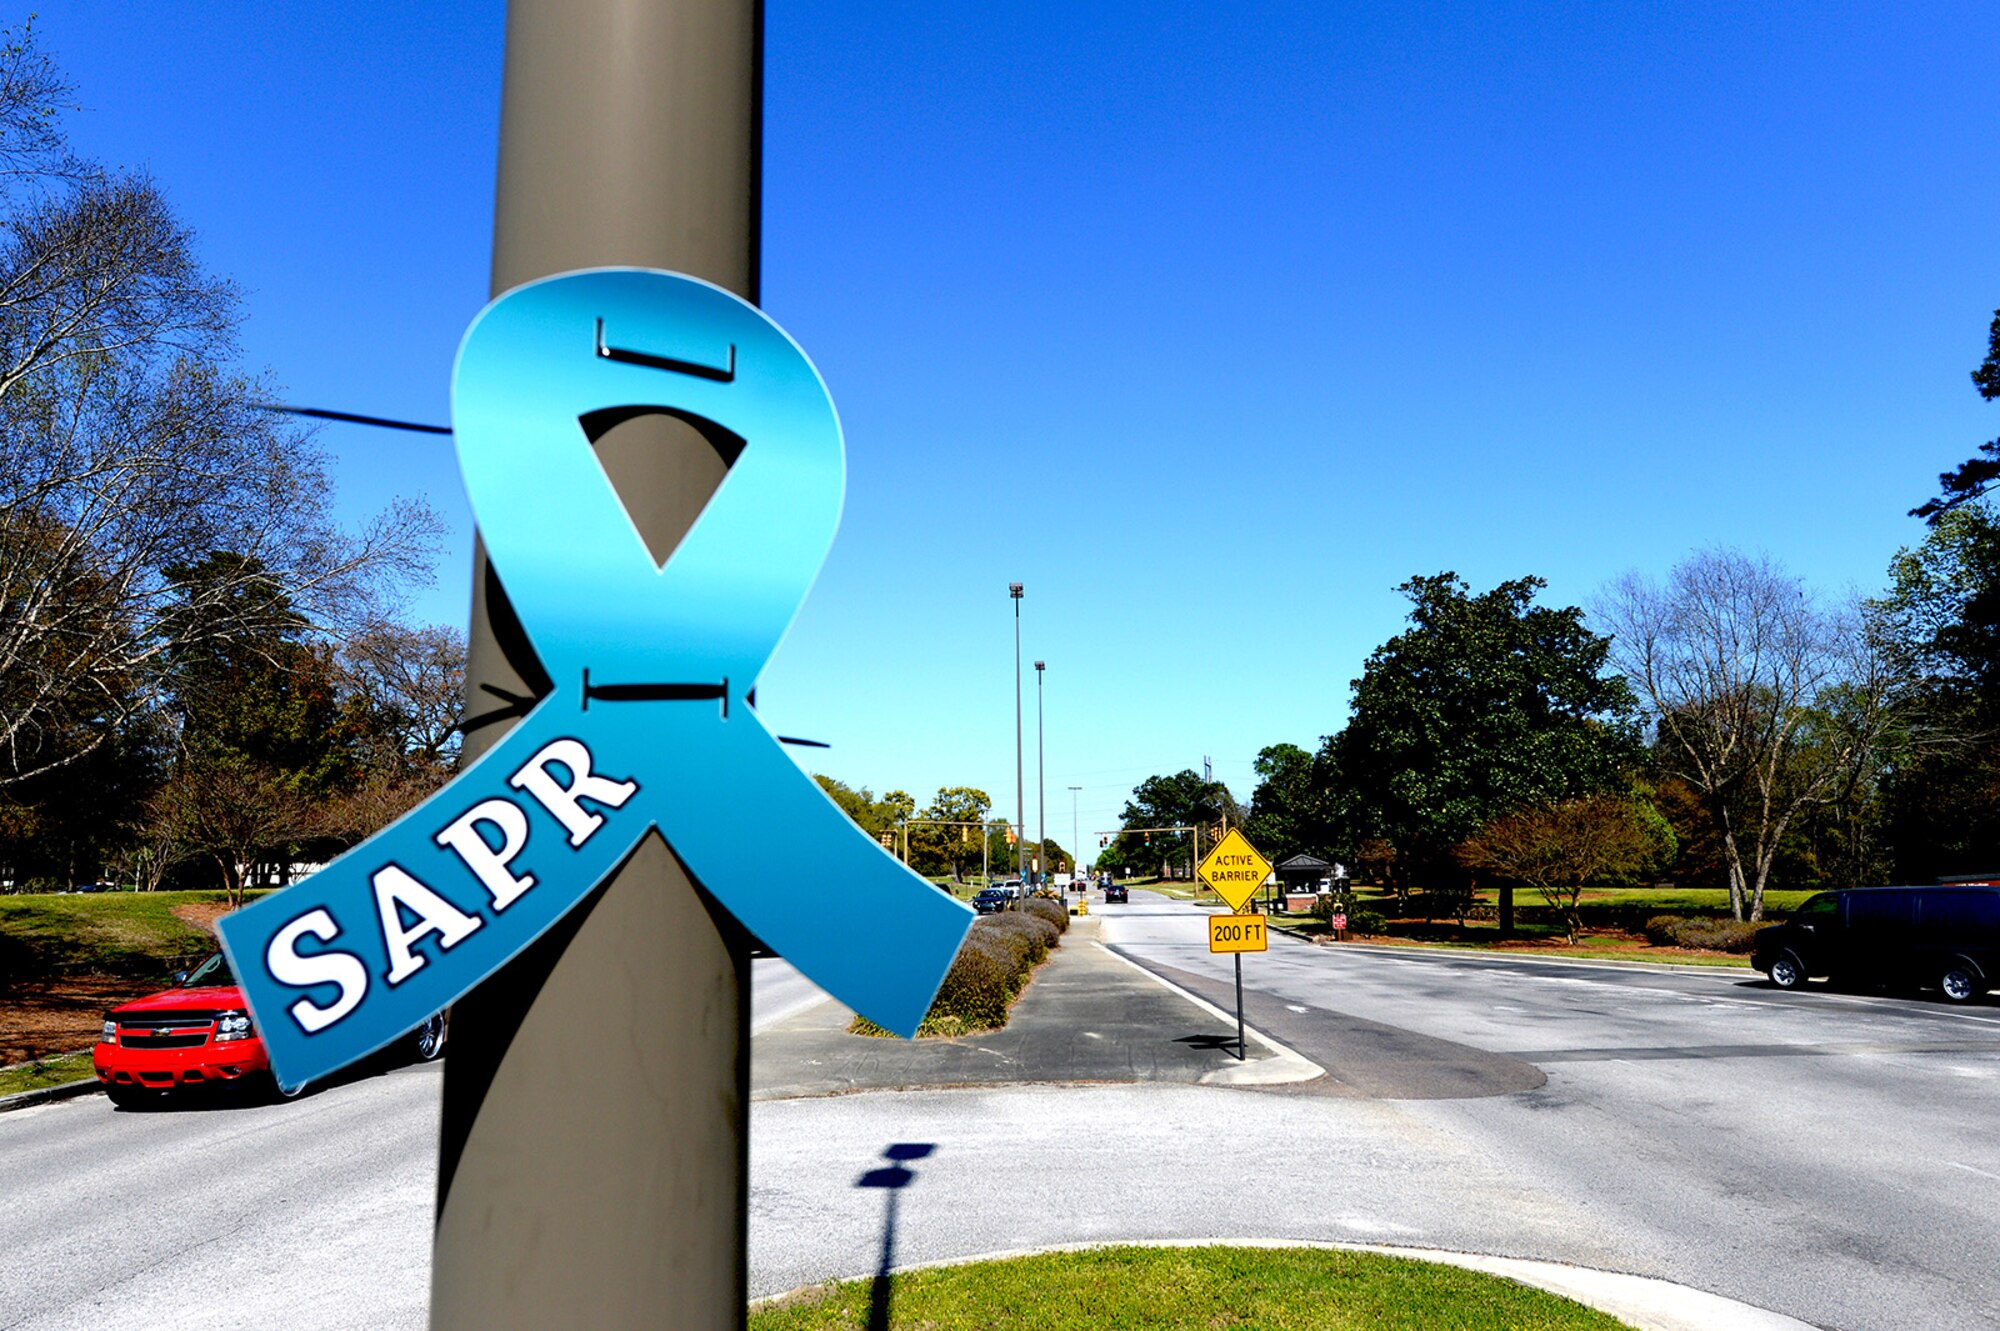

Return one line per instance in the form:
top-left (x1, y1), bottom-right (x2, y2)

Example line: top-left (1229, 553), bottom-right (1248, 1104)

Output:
top-left (852, 907), bottom-right (1062, 1038)
top-left (1643, 914), bottom-right (1763, 953)
top-left (1345, 909), bottom-right (1388, 936)
top-left (1020, 897), bottom-right (1070, 933)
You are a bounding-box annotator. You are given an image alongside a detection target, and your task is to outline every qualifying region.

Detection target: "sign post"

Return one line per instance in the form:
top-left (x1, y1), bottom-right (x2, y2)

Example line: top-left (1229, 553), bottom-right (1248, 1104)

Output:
top-left (1198, 829), bottom-right (1273, 1060)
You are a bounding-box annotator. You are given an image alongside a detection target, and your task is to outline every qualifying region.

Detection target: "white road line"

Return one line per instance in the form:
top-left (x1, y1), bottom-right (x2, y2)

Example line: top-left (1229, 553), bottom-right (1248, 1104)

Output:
top-left (1949, 1161), bottom-right (2000, 1182)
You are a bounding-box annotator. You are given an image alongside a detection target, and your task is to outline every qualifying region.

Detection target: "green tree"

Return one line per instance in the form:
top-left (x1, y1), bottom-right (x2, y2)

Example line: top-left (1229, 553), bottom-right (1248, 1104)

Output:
top-left (910, 786), bottom-right (992, 880)
top-left (814, 776), bottom-right (915, 857)
top-left (1866, 505), bottom-right (2000, 881)
top-left (1456, 794), bottom-right (1659, 943)
top-left (1911, 308), bottom-right (2000, 523)
top-left (1325, 573), bottom-right (1638, 930)
top-left (1104, 769), bottom-right (1241, 880)
top-left (148, 554), bottom-right (385, 902)
top-left (1243, 742), bottom-right (1329, 861)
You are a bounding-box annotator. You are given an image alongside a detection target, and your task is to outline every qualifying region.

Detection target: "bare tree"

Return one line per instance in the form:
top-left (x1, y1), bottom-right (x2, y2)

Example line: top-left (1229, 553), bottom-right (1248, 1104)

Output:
top-left (340, 623), bottom-right (465, 777)
top-left (1600, 549), bottom-right (1919, 920)
top-left (0, 24), bottom-right (439, 786)
top-left (147, 756), bottom-right (320, 907)
top-left (1456, 794), bottom-right (1654, 943)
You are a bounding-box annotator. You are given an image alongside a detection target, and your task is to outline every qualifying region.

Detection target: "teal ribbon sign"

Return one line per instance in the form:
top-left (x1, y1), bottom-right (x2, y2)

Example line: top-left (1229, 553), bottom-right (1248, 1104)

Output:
top-left (217, 269), bottom-right (974, 1093)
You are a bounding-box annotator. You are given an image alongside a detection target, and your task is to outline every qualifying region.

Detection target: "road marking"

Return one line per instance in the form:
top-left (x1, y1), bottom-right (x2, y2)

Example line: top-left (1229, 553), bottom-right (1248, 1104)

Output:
top-left (1286, 1004), bottom-right (1309, 1013)
top-left (1949, 1161), bottom-right (2000, 1182)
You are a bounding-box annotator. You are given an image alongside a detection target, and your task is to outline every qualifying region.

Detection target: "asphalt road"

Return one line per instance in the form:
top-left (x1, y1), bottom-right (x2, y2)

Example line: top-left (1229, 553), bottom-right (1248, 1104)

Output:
top-left (0, 957), bottom-right (821, 1331)
top-left (6, 896), bottom-right (1998, 1330)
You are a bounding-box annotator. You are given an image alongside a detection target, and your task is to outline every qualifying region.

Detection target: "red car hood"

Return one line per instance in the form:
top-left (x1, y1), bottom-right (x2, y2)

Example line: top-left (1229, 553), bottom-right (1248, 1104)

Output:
top-left (112, 984), bottom-right (246, 1015)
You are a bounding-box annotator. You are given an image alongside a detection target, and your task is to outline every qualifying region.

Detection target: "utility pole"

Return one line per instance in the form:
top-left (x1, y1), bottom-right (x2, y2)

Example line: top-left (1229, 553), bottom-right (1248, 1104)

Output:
top-left (1010, 582), bottom-right (1024, 880)
top-left (434, 3), bottom-right (760, 1328)
top-left (1034, 660), bottom-right (1045, 886)
top-left (1068, 786), bottom-right (1081, 884)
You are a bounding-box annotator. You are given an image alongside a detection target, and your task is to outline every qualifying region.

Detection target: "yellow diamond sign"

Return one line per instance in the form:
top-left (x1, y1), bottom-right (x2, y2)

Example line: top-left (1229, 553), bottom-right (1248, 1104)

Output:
top-left (1196, 828), bottom-right (1272, 913)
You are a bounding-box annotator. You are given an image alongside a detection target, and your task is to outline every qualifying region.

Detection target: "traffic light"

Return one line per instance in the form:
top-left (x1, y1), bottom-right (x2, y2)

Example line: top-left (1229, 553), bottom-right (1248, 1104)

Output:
top-left (961, 825), bottom-right (970, 842)
top-left (1099, 836), bottom-right (1108, 848)
top-left (1005, 828), bottom-right (1017, 844)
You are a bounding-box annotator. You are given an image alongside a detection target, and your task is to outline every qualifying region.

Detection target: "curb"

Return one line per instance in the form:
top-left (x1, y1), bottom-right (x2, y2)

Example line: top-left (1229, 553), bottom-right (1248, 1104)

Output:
top-left (1305, 938), bottom-right (1758, 978)
top-left (751, 1238), bottom-right (1819, 1331)
top-left (1166, 895), bottom-right (1755, 978)
top-left (0, 1074), bottom-right (100, 1114)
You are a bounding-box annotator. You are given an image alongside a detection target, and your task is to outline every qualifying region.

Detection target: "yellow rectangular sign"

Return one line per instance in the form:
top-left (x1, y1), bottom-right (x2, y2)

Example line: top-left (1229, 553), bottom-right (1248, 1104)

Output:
top-left (1208, 913), bottom-right (1268, 953)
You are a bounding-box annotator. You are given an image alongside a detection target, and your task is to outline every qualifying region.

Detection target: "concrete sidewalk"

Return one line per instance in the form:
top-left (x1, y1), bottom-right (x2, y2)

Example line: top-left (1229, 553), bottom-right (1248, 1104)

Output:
top-left (752, 917), bottom-right (1315, 1100)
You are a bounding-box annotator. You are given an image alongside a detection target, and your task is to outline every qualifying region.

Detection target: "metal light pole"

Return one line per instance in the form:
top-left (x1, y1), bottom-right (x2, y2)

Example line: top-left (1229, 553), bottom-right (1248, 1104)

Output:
top-left (1010, 582), bottom-right (1024, 881)
top-left (1069, 785), bottom-right (1081, 887)
top-left (1034, 659), bottom-right (1045, 886)
top-left (436, 3), bottom-right (759, 1327)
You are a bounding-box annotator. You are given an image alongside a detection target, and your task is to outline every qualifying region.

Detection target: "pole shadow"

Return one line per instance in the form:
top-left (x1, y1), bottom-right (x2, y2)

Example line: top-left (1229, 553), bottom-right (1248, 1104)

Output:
top-left (856, 1142), bottom-right (934, 1331)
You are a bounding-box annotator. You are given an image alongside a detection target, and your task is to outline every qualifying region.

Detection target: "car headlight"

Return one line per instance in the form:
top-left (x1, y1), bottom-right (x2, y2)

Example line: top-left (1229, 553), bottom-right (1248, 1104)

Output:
top-left (101, 1018), bottom-right (117, 1044)
top-left (214, 1011), bottom-right (254, 1042)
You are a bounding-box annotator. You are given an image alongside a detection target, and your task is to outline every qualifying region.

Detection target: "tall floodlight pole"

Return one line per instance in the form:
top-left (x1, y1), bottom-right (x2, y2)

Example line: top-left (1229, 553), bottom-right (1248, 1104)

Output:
top-left (1035, 659), bottom-right (1045, 884)
top-left (1010, 582), bottom-right (1024, 880)
top-left (436, 3), bottom-right (760, 1328)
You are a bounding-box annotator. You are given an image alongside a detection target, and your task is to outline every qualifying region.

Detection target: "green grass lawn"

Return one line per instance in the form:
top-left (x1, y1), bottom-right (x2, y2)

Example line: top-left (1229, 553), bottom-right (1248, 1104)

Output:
top-left (0, 890), bottom-right (231, 980)
top-left (0, 1050), bottom-right (94, 1099)
top-left (751, 1246), bottom-right (1631, 1330)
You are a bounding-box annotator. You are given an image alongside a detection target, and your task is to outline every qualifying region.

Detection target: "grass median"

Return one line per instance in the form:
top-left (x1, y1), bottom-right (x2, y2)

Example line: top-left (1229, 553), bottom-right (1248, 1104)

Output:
top-left (0, 1049), bottom-right (95, 1099)
top-left (0, 890), bottom-right (246, 1068)
top-left (750, 1245), bottom-right (1632, 1330)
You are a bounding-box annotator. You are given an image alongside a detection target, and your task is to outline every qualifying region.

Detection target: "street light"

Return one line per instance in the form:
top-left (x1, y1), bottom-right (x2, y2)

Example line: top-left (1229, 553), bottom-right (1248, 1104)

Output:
top-left (1035, 659), bottom-right (1045, 889)
top-left (1010, 583), bottom-right (1024, 881)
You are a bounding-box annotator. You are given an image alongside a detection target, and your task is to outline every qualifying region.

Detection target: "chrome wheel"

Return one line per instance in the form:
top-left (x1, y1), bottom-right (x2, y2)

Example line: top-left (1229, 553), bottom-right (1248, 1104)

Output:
top-left (1769, 953), bottom-right (1804, 990)
top-left (411, 1013), bottom-right (447, 1062)
top-left (1940, 965), bottom-right (1980, 1004)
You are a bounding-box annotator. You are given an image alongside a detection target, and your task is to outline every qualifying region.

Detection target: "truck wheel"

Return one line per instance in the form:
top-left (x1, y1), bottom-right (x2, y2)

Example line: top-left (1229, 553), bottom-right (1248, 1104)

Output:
top-left (1768, 951), bottom-right (1805, 990)
top-left (1940, 963), bottom-right (1983, 1004)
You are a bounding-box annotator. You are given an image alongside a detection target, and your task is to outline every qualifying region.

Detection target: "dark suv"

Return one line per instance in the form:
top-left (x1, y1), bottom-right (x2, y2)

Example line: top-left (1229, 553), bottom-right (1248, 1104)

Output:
top-left (1103, 882), bottom-right (1128, 903)
top-left (1753, 885), bottom-right (2000, 1002)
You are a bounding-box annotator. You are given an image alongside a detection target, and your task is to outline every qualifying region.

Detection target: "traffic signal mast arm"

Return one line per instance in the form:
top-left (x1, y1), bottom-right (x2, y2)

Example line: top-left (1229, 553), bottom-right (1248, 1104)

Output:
top-left (1095, 824), bottom-right (1205, 885)
top-left (895, 818), bottom-right (1013, 863)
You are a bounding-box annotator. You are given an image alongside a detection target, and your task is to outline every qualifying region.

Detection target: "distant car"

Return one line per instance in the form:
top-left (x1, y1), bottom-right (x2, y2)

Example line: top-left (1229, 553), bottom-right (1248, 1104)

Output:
top-left (94, 951), bottom-right (446, 1107)
top-left (69, 881), bottom-right (108, 893)
top-left (1104, 883), bottom-right (1129, 903)
top-left (971, 888), bottom-right (1011, 915)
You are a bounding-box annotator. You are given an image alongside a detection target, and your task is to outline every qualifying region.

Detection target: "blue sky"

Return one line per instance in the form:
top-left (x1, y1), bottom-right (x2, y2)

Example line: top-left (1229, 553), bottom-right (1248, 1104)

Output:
top-left (36, 3), bottom-right (2000, 852)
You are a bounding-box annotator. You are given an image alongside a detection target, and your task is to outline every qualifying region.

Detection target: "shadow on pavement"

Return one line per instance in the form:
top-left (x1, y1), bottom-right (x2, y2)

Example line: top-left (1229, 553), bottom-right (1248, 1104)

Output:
top-left (856, 1142), bottom-right (934, 1331)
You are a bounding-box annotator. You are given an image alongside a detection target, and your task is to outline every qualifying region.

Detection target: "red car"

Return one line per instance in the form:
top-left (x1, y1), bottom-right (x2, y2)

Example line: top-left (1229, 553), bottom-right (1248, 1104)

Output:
top-left (94, 952), bottom-right (445, 1108)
